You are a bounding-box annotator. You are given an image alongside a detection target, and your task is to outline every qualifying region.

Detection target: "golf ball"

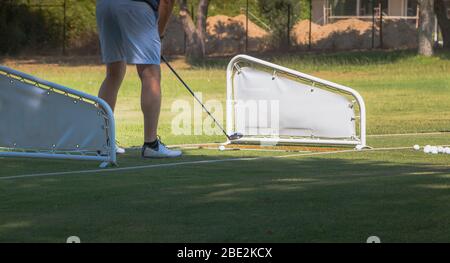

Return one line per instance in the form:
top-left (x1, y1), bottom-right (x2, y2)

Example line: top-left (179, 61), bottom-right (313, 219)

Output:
top-left (431, 147), bottom-right (439, 154)
top-left (413, 145), bottom-right (420, 151)
top-left (219, 145), bottom-right (226, 151)
top-left (445, 147), bottom-right (450, 154)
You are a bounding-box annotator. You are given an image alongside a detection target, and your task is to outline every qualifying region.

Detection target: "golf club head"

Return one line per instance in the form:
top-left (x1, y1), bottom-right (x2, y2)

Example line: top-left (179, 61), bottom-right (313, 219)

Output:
top-left (228, 133), bottom-right (244, 141)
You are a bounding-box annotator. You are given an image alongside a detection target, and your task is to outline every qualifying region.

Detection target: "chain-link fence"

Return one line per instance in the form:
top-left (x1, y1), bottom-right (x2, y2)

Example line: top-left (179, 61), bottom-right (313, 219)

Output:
top-left (163, 0), bottom-right (423, 56)
top-left (0, 0), bottom-right (67, 55)
top-left (0, 0), bottom-right (99, 56)
top-left (294, 0), bottom-right (420, 51)
top-left (1, 0), bottom-right (433, 56)
top-left (163, 0), bottom-right (272, 56)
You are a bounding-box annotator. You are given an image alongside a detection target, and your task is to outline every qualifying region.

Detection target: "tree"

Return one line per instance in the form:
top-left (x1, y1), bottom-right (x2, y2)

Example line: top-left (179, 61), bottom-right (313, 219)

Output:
top-left (418, 0), bottom-right (434, 56)
top-left (258, 0), bottom-right (294, 49)
top-left (178, 0), bottom-right (209, 60)
top-left (435, 0), bottom-right (450, 49)
top-left (0, 1), bottom-right (61, 55)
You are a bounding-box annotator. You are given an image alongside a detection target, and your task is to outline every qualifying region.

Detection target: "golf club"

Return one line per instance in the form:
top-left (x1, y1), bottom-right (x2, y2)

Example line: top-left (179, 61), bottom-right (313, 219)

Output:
top-left (161, 55), bottom-right (243, 141)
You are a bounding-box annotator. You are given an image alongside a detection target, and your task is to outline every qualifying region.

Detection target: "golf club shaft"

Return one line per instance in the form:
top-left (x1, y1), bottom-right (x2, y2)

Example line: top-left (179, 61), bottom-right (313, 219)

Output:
top-left (161, 55), bottom-right (231, 140)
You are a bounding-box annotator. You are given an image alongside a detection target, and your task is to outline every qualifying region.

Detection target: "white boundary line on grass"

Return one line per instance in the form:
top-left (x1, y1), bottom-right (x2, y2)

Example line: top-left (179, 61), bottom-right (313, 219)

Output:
top-left (0, 157), bottom-right (257, 180)
top-left (0, 147), bottom-right (414, 181)
top-left (367, 132), bottom-right (449, 137)
top-left (181, 146), bottom-right (311, 153)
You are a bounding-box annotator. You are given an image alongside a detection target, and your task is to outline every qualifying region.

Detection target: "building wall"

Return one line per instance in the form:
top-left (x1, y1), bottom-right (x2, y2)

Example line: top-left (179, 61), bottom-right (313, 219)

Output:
top-left (313, 0), bottom-right (417, 24)
top-left (446, 0), bottom-right (450, 19)
top-left (389, 0), bottom-right (405, 16)
top-left (312, 0), bottom-right (326, 25)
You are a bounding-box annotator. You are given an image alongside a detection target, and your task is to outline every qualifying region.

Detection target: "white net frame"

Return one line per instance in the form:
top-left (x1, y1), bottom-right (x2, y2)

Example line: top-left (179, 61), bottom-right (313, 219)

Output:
top-left (0, 66), bottom-right (116, 167)
top-left (226, 55), bottom-right (367, 148)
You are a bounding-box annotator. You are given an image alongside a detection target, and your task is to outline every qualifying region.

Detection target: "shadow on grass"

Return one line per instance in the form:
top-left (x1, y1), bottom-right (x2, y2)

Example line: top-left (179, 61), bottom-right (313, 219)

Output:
top-left (1, 148), bottom-right (449, 180)
top-left (187, 49), bottom-right (422, 70)
top-left (435, 49), bottom-right (450, 60)
top-left (0, 55), bottom-right (103, 67)
top-left (1, 149), bottom-right (450, 242)
top-left (2, 49), bottom-right (450, 70)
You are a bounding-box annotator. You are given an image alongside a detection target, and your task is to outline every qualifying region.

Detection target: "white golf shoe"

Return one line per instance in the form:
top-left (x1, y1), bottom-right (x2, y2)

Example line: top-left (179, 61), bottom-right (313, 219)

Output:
top-left (98, 145), bottom-right (125, 156)
top-left (116, 146), bottom-right (126, 154)
top-left (141, 139), bottom-right (182, 158)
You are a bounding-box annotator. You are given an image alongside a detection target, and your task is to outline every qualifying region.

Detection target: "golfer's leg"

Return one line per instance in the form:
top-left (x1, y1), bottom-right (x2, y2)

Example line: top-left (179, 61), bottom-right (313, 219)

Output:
top-left (137, 64), bottom-right (161, 143)
top-left (99, 61), bottom-right (127, 111)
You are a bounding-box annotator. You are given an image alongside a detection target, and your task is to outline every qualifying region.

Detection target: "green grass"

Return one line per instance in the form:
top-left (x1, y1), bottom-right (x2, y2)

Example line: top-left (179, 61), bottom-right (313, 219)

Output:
top-left (4, 50), bottom-right (450, 146)
top-left (1, 50), bottom-right (449, 242)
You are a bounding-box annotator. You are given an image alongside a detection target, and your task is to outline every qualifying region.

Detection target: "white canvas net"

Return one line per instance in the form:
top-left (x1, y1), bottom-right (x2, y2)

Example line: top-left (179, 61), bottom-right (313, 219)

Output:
top-left (0, 68), bottom-right (114, 161)
top-left (232, 67), bottom-right (357, 140)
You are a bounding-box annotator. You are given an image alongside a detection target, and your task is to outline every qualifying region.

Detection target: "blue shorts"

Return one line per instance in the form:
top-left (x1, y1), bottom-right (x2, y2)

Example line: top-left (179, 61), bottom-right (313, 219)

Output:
top-left (96, 0), bottom-right (161, 65)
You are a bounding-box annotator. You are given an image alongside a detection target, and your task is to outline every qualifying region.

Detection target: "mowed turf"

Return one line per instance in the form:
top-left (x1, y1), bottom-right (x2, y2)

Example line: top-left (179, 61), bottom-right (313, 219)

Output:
top-left (0, 50), bottom-right (449, 242)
